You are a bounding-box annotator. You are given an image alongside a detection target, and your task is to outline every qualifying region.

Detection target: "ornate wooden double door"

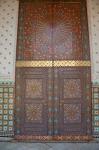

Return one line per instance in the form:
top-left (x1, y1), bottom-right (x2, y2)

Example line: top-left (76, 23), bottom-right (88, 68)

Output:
top-left (15, 0), bottom-right (92, 141)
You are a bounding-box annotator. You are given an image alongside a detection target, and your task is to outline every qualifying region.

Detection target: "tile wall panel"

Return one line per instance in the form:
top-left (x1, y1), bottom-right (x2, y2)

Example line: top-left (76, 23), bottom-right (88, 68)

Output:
top-left (92, 84), bottom-right (99, 138)
top-left (0, 0), bottom-right (19, 136)
top-left (0, 82), bottom-right (14, 136)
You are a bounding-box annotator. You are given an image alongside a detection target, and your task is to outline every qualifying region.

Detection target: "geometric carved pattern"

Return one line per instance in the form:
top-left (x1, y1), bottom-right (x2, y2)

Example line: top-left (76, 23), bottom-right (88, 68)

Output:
top-left (16, 1), bottom-right (90, 61)
top-left (25, 79), bottom-right (43, 98)
top-left (64, 79), bottom-right (81, 98)
top-left (15, 68), bottom-right (53, 136)
top-left (53, 3), bottom-right (82, 60)
top-left (54, 67), bottom-right (91, 136)
top-left (64, 104), bottom-right (81, 123)
top-left (17, 3), bottom-right (53, 60)
top-left (25, 104), bottom-right (42, 122)
top-left (0, 82), bottom-right (14, 136)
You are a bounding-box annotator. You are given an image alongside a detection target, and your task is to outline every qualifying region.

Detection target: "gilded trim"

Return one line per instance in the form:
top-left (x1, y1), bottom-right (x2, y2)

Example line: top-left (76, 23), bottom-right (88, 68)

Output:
top-left (54, 61), bottom-right (91, 67)
top-left (16, 60), bottom-right (91, 67)
top-left (16, 61), bottom-right (53, 67)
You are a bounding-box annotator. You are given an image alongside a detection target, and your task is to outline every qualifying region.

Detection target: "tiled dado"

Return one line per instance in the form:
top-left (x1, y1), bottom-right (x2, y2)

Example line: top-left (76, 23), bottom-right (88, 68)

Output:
top-left (92, 83), bottom-right (99, 138)
top-left (0, 81), bottom-right (14, 136)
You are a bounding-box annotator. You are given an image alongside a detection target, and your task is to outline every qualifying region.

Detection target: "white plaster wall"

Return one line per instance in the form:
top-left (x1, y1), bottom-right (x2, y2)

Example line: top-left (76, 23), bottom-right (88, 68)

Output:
top-left (0, 0), bottom-right (99, 83)
top-left (0, 0), bottom-right (19, 82)
top-left (87, 0), bottom-right (99, 83)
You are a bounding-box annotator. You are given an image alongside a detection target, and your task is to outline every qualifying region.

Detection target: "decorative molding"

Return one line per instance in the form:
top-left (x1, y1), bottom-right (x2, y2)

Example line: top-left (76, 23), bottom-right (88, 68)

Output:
top-left (53, 60), bottom-right (91, 67)
top-left (16, 60), bottom-right (91, 67)
top-left (15, 135), bottom-right (92, 141)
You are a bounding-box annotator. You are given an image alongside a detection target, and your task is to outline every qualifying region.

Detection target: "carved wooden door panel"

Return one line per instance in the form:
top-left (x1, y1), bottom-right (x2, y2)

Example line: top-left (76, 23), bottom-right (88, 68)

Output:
top-left (52, 1), bottom-right (92, 140)
top-left (15, 68), bottom-right (54, 137)
top-left (15, 0), bottom-right (92, 141)
top-left (53, 68), bottom-right (91, 139)
top-left (15, 2), bottom-right (54, 139)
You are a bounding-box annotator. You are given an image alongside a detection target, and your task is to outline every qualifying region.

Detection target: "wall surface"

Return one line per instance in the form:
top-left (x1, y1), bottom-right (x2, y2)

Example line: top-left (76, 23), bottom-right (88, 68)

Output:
top-left (87, 0), bottom-right (99, 137)
top-left (0, 0), bottom-right (19, 136)
top-left (87, 0), bottom-right (99, 83)
top-left (0, 0), bottom-right (18, 82)
top-left (0, 0), bottom-right (99, 138)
